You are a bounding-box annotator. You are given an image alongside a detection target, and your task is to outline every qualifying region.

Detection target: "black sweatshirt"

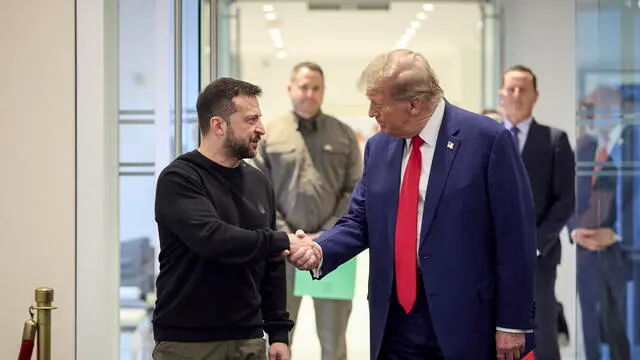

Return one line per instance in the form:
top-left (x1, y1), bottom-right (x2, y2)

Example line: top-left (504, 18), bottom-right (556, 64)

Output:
top-left (152, 150), bottom-right (293, 344)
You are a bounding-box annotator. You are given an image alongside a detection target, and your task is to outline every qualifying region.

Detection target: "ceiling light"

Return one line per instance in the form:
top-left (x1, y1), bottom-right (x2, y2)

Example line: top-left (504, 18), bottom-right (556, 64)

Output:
top-left (394, 5), bottom-right (426, 49)
top-left (422, 3), bottom-right (434, 12)
top-left (276, 50), bottom-right (287, 59)
top-left (263, 4), bottom-right (274, 12)
top-left (265, 12), bottom-right (277, 21)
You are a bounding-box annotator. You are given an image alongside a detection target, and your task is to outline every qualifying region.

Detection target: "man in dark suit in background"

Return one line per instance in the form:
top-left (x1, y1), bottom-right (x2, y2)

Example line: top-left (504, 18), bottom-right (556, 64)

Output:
top-left (568, 85), bottom-right (634, 360)
top-left (499, 65), bottom-right (576, 360)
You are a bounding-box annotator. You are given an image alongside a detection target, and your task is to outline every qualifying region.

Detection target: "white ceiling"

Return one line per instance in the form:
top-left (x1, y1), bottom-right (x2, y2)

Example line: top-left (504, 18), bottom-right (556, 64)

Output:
top-left (236, 1), bottom-right (483, 59)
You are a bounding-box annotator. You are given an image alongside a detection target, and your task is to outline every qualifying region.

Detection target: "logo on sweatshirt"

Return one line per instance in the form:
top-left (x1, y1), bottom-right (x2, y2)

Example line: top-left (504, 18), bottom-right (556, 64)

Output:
top-left (258, 202), bottom-right (266, 214)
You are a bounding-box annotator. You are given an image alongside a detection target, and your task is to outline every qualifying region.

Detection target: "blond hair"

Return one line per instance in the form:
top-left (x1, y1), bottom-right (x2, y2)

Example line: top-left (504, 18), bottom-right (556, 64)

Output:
top-left (358, 49), bottom-right (444, 109)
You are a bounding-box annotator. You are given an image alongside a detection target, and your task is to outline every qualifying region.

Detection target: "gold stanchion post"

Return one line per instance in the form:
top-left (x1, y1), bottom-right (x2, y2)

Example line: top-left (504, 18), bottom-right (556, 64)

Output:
top-left (34, 287), bottom-right (56, 360)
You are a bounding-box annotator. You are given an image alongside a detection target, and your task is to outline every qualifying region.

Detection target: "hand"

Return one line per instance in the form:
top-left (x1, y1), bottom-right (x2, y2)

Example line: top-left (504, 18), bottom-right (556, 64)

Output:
top-left (284, 230), bottom-right (322, 270)
top-left (268, 342), bottom-right (289, 360)
top-left (495, 331), bottom-right (525, 360)
top-left (572, 228), bottom-right (617, 251)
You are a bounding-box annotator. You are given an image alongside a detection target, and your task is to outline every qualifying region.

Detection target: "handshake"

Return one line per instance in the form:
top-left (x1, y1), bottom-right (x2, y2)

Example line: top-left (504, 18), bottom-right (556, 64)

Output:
top-left (284, 230), bottom-right (323, 271)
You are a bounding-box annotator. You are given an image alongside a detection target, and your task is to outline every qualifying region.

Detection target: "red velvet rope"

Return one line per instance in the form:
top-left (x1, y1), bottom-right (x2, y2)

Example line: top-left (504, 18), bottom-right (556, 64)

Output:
top-left (17, 339), bottom-right (34, 360)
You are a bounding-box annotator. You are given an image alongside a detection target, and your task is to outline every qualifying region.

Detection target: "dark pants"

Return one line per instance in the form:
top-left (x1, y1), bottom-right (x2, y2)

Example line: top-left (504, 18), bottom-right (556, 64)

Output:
top-left (577, 246), bottom-right (631, 360)
top-left (534, 263), bottom-right (560, 360)
top-left (152, 338), bottom-right (267, 360)
top-left (379, 272), bottom-right (444, 360)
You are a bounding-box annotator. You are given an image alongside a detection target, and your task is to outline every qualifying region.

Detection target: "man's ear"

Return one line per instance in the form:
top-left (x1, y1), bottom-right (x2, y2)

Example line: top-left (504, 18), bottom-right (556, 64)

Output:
top-left (210, 116), bottom-right (227, 136)
top-left (408, 98), bottom-right (421, 115)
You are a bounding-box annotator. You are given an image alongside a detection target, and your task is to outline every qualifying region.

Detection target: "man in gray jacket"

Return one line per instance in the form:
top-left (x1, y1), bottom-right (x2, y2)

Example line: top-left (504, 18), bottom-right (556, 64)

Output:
top-left (254, 62), bottom-right (363, 360)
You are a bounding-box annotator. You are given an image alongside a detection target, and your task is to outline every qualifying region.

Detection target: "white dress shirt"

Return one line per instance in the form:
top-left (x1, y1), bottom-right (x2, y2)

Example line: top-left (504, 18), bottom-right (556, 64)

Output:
top-left (400, 99), bottom-right (445, 255)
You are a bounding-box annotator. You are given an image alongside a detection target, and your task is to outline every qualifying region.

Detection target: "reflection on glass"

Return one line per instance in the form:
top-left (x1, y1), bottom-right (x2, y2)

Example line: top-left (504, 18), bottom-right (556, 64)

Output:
top-left (574, 2), bottom-right (639, 358)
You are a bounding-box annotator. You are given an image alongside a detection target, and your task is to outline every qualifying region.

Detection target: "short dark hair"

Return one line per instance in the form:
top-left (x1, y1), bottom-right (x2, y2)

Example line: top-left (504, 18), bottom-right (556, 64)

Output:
top-left (196, 77), bottom-right (262, 135)
top-left (290, 61), bottom-right (324, 81)
top-left (503, 64), bottom-right (538, 91)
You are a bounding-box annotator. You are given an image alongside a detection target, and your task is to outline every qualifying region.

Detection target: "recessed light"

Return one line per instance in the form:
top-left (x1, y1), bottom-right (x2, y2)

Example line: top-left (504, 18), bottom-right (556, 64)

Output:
top-left (410, 21), bottom-right (421, 29)
top-left (276, 50), bottom-right (287, 59)
top-left (416, 12), bottom-right (427, 20)
top-left (263, 4), bottom-right (274, 12)
top-left (406, 28), bottom-right (416, 36)
top-left (265, 12), bottom-right (277, 21)
top-left (422, 3), bottom-right (434, 12)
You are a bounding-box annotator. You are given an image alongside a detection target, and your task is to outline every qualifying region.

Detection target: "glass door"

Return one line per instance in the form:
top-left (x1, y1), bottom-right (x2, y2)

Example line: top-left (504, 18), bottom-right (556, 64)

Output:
top-left (574, 0), bottom-right (640, 358)
top-left (117, 0), bottom-right (204, 358)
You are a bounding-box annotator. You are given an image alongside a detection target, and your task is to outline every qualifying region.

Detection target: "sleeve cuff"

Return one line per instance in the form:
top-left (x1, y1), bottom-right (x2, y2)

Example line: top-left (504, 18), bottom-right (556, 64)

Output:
top-left (496, 327), bottom-right (534, 333)
top-left (266, 329), bottom-right (290, 345)
top-left (311, 256), bottom-right (324, 279)
top-left (271, 231), bottom-right (290, 253)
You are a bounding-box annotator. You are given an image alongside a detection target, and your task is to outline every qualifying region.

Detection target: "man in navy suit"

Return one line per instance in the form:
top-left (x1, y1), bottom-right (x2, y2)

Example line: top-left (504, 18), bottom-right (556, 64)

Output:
top-left (288, 49), bottom-right (537, 360)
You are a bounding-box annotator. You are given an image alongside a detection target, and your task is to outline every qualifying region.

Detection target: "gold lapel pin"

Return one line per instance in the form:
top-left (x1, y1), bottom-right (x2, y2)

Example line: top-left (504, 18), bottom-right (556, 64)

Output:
top-left (323, 144), bottom-right (333, 151)
top-left (447, 141), bottom-right (454, 150)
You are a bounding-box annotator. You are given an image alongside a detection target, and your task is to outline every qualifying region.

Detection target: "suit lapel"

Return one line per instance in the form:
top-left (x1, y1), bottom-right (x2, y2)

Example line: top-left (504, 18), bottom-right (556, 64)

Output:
top-left (521, 119), bottom-right (539, 170)
top-left (387, 137), bottom-right (406, 248)
top-left (419, 104), bottom-right (461, 246)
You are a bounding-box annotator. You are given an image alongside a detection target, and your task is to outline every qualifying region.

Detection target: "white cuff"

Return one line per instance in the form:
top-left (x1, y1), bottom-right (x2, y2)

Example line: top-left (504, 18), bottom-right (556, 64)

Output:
top-left (496, 327), bottom-right (533, 333)
top-left (311, 257), bottom-right (324, 279)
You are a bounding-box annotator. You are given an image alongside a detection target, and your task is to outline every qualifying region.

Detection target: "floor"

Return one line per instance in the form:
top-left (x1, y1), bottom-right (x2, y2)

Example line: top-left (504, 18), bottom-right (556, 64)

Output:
top-left (119, 249), bottom-right (587, 359)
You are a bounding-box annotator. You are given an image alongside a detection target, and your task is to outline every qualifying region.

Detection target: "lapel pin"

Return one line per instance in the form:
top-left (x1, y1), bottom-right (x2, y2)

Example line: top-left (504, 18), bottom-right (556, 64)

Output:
top-left (323, 144), bottom-right (333, 152)
top-left (447, 141), bottom-right (455, 150)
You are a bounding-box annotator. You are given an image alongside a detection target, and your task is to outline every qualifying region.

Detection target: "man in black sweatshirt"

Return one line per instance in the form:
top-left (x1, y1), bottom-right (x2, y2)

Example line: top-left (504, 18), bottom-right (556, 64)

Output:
top-left (152, 77), bottom-right (320, 360)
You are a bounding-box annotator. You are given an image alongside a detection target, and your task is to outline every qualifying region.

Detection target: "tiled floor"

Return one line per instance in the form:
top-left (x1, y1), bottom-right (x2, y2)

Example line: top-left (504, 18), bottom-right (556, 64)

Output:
top-left (119, 250), bottom-right (586, 359)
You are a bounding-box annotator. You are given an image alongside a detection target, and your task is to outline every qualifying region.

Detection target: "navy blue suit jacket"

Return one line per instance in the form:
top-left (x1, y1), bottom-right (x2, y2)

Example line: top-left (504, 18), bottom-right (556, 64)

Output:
top-left (314, 103), bottom-right (537, 359)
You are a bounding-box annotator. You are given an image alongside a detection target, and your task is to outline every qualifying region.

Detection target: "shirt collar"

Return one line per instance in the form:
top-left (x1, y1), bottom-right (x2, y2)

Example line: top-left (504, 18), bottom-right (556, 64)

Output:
top-left (294, 111), bottom-right (320, 133)
top-left (503, 117), bottom-right (533, 134)
top-left (405, 99), bottom-right (445, 148)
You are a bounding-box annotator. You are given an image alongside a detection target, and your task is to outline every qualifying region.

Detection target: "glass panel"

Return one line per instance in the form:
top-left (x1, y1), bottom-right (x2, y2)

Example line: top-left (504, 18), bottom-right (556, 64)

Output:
top-left (480, 2), bottom-right (503, 114)
top-left (574, 0), bottom-right (640, 358)
top-left (117, 0), bottom-right (203, 358)
top-left (117, 0), bottom-right (159, 358)
top-left (181, 0), bottom-right (201, 153)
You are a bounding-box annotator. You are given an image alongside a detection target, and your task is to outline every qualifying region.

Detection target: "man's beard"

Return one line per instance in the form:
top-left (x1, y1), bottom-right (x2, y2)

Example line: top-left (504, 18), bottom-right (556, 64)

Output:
top-left (223, 129), bottom-right (260, 160)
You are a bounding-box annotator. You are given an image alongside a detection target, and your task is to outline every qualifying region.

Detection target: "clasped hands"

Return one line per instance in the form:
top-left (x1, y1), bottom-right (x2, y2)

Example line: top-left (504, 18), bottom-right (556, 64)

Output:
top-left (284, 230), bottom-right (322, 270)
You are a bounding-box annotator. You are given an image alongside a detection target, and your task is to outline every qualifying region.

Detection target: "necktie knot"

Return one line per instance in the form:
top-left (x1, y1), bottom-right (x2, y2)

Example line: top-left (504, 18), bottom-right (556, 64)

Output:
top-left (411, 136), bottom-right (424, 150)
top-left (510, 126), bottom-right (520, 136)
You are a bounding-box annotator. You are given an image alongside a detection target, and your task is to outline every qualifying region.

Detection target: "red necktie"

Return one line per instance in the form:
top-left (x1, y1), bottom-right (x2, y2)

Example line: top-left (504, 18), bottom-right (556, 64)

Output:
top-left (591, 143), bottom-right (608, 187)
top-left (395, 136), bottom-right (423, 313)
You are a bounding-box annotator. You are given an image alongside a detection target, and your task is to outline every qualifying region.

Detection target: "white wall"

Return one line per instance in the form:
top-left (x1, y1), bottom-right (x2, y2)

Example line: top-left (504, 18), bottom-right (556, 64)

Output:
top-left (0, 0), bottom-right (119, 359)
top-left (500, 0), bottom-right (579, 356)
top-left (241, 48), bottom-right (482, 124)
top-left (0, 1), bottom-right (77, 358)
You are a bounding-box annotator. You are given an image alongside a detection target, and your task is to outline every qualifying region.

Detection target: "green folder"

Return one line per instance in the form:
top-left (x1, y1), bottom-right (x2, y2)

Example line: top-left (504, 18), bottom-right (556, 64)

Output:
top-left (293, 258), bottom-right (357, 300)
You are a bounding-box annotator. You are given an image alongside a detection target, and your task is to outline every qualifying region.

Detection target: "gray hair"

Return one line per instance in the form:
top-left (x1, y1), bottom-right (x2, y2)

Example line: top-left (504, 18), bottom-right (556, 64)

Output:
top-left (357, 49), bottom-right (444, 109)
